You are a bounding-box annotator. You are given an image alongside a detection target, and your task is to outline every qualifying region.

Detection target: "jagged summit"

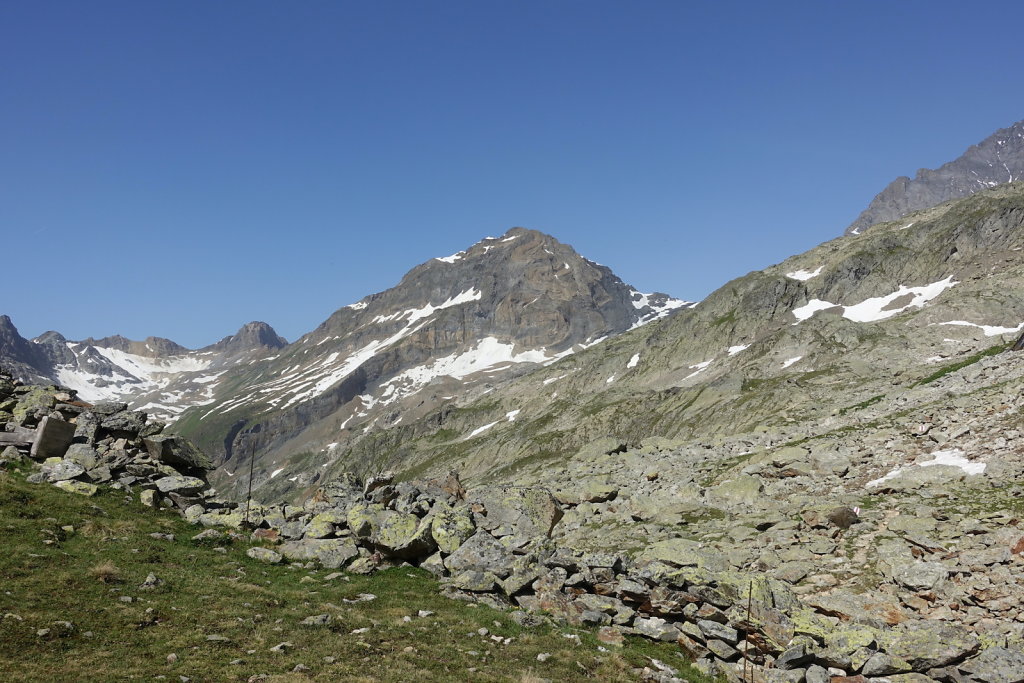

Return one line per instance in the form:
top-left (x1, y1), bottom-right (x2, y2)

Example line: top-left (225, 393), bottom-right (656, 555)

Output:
top-left (206, 321), bottom-right (287, 355)
top-left (845, 119), bottom-right (1024, 235)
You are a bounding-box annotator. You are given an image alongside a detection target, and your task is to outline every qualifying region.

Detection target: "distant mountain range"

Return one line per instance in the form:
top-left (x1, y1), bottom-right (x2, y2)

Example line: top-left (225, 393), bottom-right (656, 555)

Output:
top-left (845, 119), bottom-right (1024, 235)
top-left (5, 120), bottom-right (1024, 506)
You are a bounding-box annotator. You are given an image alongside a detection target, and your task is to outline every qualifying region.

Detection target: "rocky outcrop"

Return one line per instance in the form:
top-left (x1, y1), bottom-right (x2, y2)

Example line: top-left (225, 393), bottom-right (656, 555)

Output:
top-left (845, 119), bottom-right (1024, 235)
top-left (0, 368), bottom-right (213, 499)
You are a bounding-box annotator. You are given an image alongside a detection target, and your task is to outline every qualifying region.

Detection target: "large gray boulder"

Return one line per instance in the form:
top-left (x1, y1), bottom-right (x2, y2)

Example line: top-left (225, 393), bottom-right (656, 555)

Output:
top-left (444, 530), bottom-right (514, 578)
top-left (143, 434), bottom-right (213, 471)
top-left (466, 486), bottom-right (563, 539)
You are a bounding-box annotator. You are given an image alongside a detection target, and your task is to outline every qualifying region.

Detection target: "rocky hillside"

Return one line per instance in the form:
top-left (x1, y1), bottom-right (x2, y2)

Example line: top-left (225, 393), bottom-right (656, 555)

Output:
top-left (328, 183), bottom-right (1024, 492)
top-left (5, 368), bottom-right (1023, 682)
top-left (845, 119), bottom-right (1024, 235)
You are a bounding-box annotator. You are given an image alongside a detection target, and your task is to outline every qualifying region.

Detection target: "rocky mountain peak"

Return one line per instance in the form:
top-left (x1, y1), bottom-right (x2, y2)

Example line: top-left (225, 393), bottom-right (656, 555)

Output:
top-left (206, 321), bottom-right (287, 355)
top-left (845, 119), bottom-right (1024, 235)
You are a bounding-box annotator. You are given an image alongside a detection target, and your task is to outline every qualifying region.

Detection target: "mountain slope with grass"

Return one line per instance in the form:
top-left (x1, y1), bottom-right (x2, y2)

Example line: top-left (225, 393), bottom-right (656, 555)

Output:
top-left (0, 463), bottom-right (706, 682)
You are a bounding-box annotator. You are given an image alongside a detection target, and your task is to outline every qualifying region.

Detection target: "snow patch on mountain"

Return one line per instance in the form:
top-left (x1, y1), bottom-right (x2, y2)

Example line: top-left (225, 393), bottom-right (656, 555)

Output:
top-left (467, 421), bottom-right (498, 439)
top-left (935, 320), bottom-right (1024, 337)
top-left (793, 277), bottom-right (957, 324)
top-left (727, 345), bottom-right (750, 356)
top-left (785, 266), bottom-right (823, 281)
top-left (376, 337), bottom-right (553, 405)
top-left (866, 448), bottom-right (985, 488)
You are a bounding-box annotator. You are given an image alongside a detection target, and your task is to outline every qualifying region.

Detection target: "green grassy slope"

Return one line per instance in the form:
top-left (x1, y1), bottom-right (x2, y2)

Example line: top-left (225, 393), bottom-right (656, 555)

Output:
top-left (0, 464), bottom-right (711, 682)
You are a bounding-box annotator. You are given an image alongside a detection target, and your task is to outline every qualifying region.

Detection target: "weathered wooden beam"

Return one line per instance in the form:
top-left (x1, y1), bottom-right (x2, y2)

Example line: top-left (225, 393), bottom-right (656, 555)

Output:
top-left (30, 416), bottom-right (76, 460)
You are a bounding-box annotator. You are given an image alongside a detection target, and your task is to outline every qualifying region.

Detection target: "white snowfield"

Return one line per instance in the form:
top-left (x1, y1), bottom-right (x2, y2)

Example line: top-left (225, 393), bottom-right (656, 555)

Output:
top-left (866, 448), bottom-right (986, 488)
top-left (202, 288), bottom-right (486, 418)
top-left (378, 336), bottom-right (552, 406)
top-left (781, 356), bottom-right (802, 369)
top-left (785, 266), bottom-right (823, 281)
top-left (792, 277), bottom-right (958, 323)
top-left (727, 344), bottom-right (749, 356)
top-left (55, 343), bottom-right (220, 420)
top-left (936, 320), bottom-right (1024, 337)
top-left (627, 353), bottom-right (640, 368)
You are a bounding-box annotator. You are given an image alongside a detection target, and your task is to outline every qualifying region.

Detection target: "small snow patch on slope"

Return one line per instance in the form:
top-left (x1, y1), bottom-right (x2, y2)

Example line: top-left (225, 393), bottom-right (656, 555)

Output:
top-left (627, 353), bottom-right (640, 368)
top-left (936, 320), bottom-right (1024, 337)
top-left (727, 344), bottom-right (749, 356)
top-left (683, 360), bottom-right (713, 380)
top-left (506, 410), bottom-right (520, 422)
top-left (785, 266), bottom-right (823, 281)
top-left (467, 422), bottom-right (497, 439)
top-left (793, 277), bottom-right (957, 324)
top-left (781, 356), bottom-right (802, 369)
top-left (435, 251), bottom-right (465, 264)
top-left (866, 448), bottom-right (985, 488)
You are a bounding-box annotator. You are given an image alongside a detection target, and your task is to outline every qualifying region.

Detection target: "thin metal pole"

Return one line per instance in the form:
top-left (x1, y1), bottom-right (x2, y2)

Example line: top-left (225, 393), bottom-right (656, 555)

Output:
top-left (244, 438), bottom-right (256, 528)
top-left (745, 580), bottom-right (753, 683)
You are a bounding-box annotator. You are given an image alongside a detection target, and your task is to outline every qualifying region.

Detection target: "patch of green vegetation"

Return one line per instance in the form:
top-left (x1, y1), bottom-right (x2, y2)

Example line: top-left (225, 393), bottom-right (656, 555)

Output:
top-left (838, 394), bottom-right (885, 416)
top-left (709, 310), bottom-right (737, 328)
top-left (0, 466), bottom-right (711, 682)
top-left (913, 342), bottom-right (1009, 387)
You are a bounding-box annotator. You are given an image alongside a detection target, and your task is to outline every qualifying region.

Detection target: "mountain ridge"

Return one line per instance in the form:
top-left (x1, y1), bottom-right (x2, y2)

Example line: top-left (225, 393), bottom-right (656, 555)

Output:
top-left (845, 119), bottom-right (1024, 235)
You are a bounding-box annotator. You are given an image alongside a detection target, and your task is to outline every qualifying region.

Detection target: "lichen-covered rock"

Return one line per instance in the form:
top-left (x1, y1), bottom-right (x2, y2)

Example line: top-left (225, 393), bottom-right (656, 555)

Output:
top-left (706, 475), bottom-right (764, 507)
top-left (12, 386), bottom-right (57, 423)
top-left (444, 530), bottom-right (514, 577)
top-left (467, 486), bottom-right (563, 539)
top-left (372, 510), bottom-right (435, 560)
top-left (247, 547), bottom-right (283, 564)
top-left (154, 475), bottom-right (206, 495)
top-left (431, 505), bottom-right (475, 553)
top-left (637, 538), bottom-right (729, 572)
top-left (303, 510), bottom-right (346, 539)
top-left (198, 510), bottom-right (246, 529)
top-left (53, 480), bottom-right (97, 496)
top-left (880, 620), bottom-right (980, 670)
top-left (958, 646), bottom-right (1024, 683)
top-left (347, 503), bottom-right (384, 538)
top-left (42, 459), bottom-right (86, 482)
top-left (449, 570), bottom-right (498, 592)
top-left (279, 538), bottom-right (359, 569)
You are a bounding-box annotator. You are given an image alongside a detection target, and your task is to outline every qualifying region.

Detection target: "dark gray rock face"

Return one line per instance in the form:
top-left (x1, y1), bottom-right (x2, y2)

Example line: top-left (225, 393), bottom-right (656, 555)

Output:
top-left (0, 315), bottom-right (51, 384)
top-left (204, 321), bottom-right (287, 354)
top-left (845, 120), bottom-right (1024, 235)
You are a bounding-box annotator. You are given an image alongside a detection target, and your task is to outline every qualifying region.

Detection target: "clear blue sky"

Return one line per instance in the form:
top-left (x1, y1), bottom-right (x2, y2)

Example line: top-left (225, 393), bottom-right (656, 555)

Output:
top-left (4, 1), bottom-right (1023, 348)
